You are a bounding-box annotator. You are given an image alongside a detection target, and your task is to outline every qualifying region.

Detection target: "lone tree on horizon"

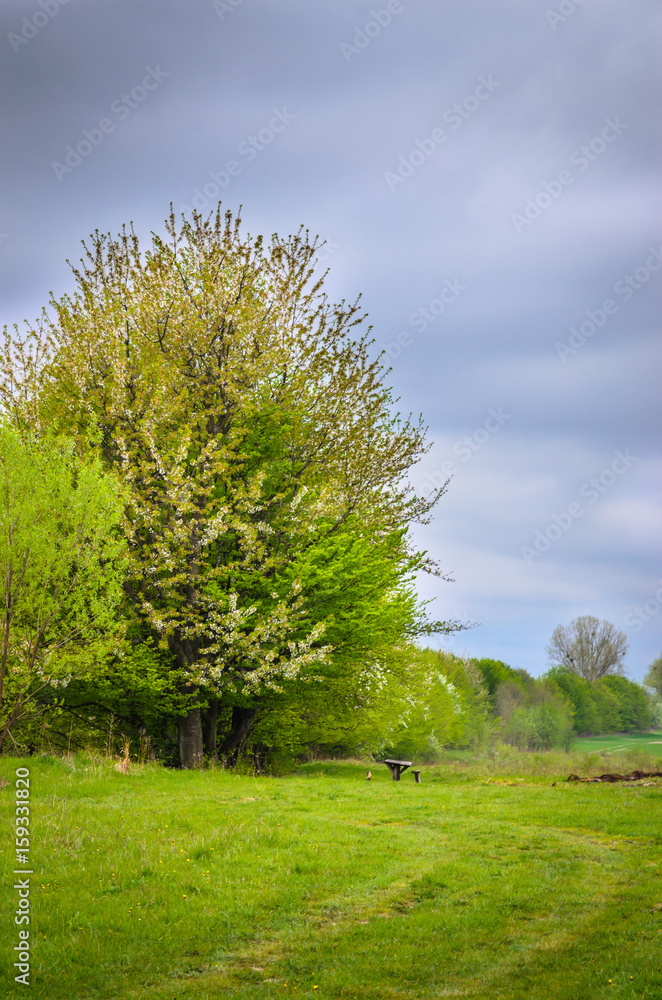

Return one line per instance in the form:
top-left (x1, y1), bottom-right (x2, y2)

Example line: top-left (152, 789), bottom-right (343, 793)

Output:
top-left (547, 615), bottom-right (628, 681)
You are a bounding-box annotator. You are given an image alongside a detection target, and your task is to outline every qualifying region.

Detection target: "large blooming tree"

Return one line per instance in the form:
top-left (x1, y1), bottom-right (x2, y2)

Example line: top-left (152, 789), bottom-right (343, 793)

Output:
top-left (2, 207), bottom-right (461, 766)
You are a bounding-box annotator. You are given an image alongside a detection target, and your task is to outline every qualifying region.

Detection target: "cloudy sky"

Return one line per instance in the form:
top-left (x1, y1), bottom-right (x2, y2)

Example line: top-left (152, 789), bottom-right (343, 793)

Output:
top-left (2, 0), bottom-right (660, 681)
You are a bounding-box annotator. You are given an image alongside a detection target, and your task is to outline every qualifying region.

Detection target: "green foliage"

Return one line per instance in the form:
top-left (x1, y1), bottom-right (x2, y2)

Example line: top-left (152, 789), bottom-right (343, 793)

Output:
top-left (0, 424), bottom-right (127, 751)
top-left (644, 655), bottom-right (662, 697)
top-left (601, 675), bottom-right (653, 731)
top-left (545, 667), bottom-right (600, 733)
top-left (46, 640), bottom-right (191, 757)
top-left (503, 702), bottom-right (574, 751)
top-left (545, 666), bottom-right (653, 735)
top-left (494, 674), bottom-right (574, 751)
top-left (474, 657), bottom-right (528, 698)
top-left (230, 647), bottom-right (493, 769)
top-left (643, 656), bottom-right (662, 728)
top-left (373, 650), bottom-right (475, 761)
top-left (469, 655), bottom-right (575, 752)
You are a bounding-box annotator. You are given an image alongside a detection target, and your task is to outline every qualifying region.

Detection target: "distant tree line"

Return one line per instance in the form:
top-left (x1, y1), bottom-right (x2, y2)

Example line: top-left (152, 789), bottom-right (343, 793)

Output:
top-left (5, 642), bottom-right (655, 770)
top-left (477, 657), bottom-right (653, 752)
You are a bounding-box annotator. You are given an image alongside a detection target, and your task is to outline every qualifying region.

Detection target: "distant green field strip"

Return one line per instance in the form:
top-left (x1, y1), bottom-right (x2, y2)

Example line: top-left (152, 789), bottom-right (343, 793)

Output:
top-left (574, 733), bottom-right (662, 758)
top-left (587, 743), bottom-right (653, 756)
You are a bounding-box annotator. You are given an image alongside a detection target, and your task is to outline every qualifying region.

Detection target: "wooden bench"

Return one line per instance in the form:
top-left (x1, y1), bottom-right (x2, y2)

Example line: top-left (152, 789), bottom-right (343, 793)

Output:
top-left (383, 758), bottom-right (413, 781)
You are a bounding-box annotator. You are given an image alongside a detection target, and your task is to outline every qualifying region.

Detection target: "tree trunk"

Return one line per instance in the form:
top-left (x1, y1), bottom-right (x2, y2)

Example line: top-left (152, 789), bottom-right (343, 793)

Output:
top-left (171, 641), bottom-right (204, 768)
top-left (178, 704), bottom-right (204, 768)
top-left (218, 706), bottom-right (258, 758)
top-left (202, 699), bottom-right (220, 760)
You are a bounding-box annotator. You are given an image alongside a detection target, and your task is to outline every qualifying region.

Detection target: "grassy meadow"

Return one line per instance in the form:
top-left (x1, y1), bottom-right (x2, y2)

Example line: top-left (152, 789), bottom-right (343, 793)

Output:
top-left (572, 732), bottom-right (662, 759)
top-left (2, 746), bottom-right (662, 999)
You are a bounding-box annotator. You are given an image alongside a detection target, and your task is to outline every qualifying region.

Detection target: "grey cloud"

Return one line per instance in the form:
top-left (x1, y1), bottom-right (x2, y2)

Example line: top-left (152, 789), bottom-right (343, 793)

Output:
top-left (1, 0), bottom-right (660, 678)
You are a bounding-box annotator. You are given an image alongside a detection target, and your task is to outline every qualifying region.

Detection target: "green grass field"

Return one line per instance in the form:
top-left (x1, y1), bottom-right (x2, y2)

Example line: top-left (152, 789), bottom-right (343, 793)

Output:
top-left (573, 732), bottom-right (662, 759)
top-left (2, 748), bottom-right (662, 999)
